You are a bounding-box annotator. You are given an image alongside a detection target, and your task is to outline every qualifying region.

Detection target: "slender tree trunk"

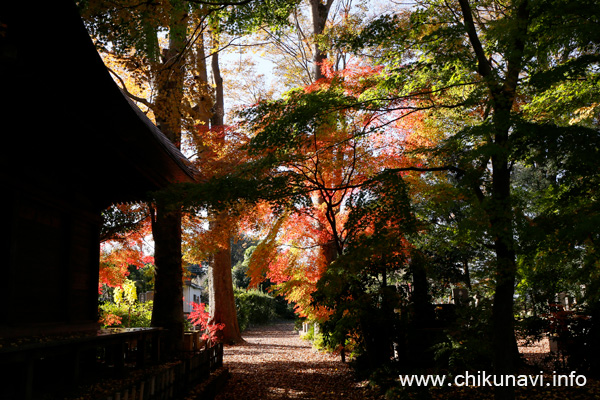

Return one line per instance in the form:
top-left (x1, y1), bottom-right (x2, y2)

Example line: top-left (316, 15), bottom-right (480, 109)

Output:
top-left (210, 35), bottom-right (224, 127)
top-left (191, 18), bottom-right (213, 124)
top-left (207, 32), bottom-right (244, 344)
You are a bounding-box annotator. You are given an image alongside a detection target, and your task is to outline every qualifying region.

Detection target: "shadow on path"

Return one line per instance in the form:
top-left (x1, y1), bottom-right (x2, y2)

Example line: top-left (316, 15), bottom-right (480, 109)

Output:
top-left (215, 321), bottom-right (382, 400)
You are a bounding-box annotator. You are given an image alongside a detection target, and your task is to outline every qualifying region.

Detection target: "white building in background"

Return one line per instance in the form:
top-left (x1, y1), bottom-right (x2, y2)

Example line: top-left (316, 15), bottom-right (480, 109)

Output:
top-left (140, 263), bottom-right (206, 315)
top-left (183, 276), bottom-right (204, 314)
top-left (139, 276), bottom-right (204, 315)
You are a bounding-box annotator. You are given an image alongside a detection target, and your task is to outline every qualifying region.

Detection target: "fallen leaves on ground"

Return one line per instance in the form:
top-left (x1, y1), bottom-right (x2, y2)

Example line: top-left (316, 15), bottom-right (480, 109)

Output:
top-left (217, 324), bottom-right (600, 400)
top-left (215, 321), bottom-right (383, 400)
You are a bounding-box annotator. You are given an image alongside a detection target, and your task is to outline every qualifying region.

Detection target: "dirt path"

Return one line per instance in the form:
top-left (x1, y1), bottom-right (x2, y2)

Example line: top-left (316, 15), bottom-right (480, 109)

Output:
top-left (215, 321), bottom-right (382, 400)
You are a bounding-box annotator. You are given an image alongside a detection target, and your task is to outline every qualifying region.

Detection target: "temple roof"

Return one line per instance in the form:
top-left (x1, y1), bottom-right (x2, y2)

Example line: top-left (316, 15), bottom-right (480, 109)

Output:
top-left (0, 1), bottom-right (197, 208)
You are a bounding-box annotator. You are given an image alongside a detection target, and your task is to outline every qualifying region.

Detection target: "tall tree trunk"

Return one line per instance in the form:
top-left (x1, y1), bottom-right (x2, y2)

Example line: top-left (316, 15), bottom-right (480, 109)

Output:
top-left (308, 0), bottom-right (334, 82)
top-left (457, 1), bottom-right (529, 398)
top-left (309, 0), bottom-right (338, 268)
top-left (207, 33), bottom-right (244, 343)
top-left (150, 4), bottom-right (188, 356)
top-left (410, 252), bottom-right (434, 328)
top-left (208, 218), bottom-right (244, 343)
top-left (210, 34), bottom-right (224, 128)
top-left (191, 18), bottom-right (213, 124)
top-left (150, 202), bottom-right (184, 356)
top-left (489, 107), bottom-right (519, 400)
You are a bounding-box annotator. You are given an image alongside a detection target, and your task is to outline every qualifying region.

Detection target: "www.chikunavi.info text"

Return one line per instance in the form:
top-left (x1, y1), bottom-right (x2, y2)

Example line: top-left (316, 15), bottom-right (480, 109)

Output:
top-left (399, 371), bottom-right (587, 387)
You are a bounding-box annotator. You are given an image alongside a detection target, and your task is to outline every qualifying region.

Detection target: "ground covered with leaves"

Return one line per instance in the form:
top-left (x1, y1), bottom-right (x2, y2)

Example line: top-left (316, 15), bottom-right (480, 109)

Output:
top-left (215, 321), bottom-right (383, 400)
top-left (216, 322), bottom-right (600, 400)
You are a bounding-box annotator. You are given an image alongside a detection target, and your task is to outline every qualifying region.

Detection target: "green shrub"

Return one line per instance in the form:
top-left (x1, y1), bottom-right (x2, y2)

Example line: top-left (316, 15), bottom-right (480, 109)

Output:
top-left (99, 300), bottom-right (153, 328)
top-left (235, 289), bottom-right (293, 331)
top-left (300, 322), bottom-right (337, 353)
top-left (301, 321), bottom-right (315, 341)
top-left (99, 279), bottom-right (153, 328)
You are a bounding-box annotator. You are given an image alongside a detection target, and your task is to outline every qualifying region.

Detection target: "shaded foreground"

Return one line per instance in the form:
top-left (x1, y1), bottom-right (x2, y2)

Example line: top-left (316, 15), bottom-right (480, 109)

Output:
top-left (215, 321), bottom-right (382, 400)
top-left (215, 322), bottom-right (600, 400)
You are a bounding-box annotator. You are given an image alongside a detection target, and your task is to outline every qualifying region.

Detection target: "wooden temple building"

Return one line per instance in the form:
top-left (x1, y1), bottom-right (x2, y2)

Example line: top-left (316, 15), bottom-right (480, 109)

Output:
top-left (0, 2), bottom-right (220, 399)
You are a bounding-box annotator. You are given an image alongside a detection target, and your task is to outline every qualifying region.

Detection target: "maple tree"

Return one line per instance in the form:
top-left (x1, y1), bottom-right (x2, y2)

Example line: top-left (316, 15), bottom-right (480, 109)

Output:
top-left (228, 3), bottom-right (417, 328)
top-left (313, 171), bottom-right (417, 366)
top-left (183, 118), bottom-right (252, 343)
top-left (99, 204), bottom-right (154, 293)
top-left (187, 302), bottom-right (226, 344)
top-left (235, 58), bottom-right (413, 323)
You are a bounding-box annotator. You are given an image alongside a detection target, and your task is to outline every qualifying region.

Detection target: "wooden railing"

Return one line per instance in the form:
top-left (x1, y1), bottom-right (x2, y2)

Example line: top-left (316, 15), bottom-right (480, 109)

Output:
top-left (92, 344), bottom-right (224, 400)
top-left (0, 328), bottom-right (224, 400)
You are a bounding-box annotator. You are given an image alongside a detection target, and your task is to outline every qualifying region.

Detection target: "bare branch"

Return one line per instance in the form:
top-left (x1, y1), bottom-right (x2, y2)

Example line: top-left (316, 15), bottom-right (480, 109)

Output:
top-left (107, 67), bottom-right (154, 110)
top-left (457, 0), bottom-right (493, 78)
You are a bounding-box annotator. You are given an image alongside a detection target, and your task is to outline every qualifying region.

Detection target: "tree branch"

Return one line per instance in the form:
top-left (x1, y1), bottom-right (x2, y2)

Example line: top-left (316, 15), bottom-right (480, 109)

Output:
top-left (108, 67), bottom-right (155, 110)
top-left (503, 0), bottom-right (529, 95)
top-left (384, 166), bottom-right (486, 203)
top-left (457, 0), bottom-right (493, 79)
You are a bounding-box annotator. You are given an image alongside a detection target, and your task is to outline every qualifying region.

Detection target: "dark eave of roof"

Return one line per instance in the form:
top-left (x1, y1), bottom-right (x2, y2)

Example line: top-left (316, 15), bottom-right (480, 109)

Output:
top-left (120, 90), bottom-right (199, 183)
top-left (0, 1), bottom-right (198, 209)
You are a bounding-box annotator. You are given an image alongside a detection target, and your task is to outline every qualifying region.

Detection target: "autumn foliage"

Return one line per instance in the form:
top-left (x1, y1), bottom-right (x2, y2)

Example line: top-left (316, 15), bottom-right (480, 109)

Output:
top-left (99, 204), bottom-right (154, 293)
top-left (237, 61), bottom-right (416, 321)
top-left (188, 302), bottom-right (226, 344)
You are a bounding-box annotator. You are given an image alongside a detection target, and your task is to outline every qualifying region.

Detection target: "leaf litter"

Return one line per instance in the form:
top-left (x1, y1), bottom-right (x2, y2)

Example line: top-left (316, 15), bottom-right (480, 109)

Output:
top-left (214, 321), bottom-right (383, 400)
top-left (214, 322), bottom-right (600, 400)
